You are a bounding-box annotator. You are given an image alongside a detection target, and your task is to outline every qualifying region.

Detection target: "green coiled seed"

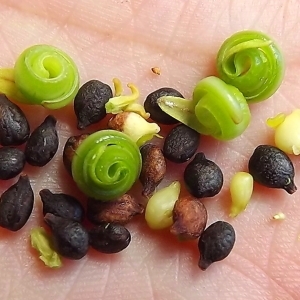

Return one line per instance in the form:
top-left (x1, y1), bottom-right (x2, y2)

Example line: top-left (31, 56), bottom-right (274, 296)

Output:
top-left (217, 30), bottom-right (284, 103)
top-left (71, 130), bottom-right (142, 201)
top-left (0, 44), bottom-right (79, 109)
top-left (158, 76), bottom-right (251, 140)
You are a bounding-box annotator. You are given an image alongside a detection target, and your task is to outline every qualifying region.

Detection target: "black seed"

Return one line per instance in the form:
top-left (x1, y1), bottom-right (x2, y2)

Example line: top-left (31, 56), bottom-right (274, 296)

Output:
top-left (0, 175), bottom-right (34, 231)
top-left (198, 221), bottom-right (235, 270)
top-left (144, 87), bottom-right (183, 124)
top-left (89, 222), bottom-right (131, 254)
top-left (44, 213), bottom-right (89, 260)
top-left (184, 153), bottom-right (223, 198)
top-left (163, 124), bottom-right (200, 163)
top-left (0, 94), bottom-right (30, 146)
top-left (25, 115), bottom-right (59, 167)
top-left (74, 80), bottom-right (113, 129)
top-left (248, 145), bottom-right (297, 194)
top-left (0, 147), bottom-right (25, 180)
top-left (39, 189), bottom-right (85, 222)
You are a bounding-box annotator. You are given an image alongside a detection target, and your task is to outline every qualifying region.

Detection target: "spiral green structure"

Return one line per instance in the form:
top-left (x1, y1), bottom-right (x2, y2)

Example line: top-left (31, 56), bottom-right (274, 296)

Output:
top-left (217, 30), bottom-right (284, 103)
top-left (0, 44), bottom-right (79, 109)
top-left (71, 130), bottom-right (142, 201)
top-left (158, 76), bottom-right (251, 140)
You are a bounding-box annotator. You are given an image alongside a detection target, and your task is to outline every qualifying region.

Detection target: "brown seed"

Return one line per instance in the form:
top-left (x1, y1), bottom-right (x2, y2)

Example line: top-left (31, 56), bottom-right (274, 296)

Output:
top-left (62, 134), bottom-right (89, 175)
top-left (139, 143), bottom-right (166, 198)
top-left (87, 194), bottom-right (144, 225)
top-left (151, 67), bottom-right (161, 75)
top-left (170, 196), bottom-right (207, 240)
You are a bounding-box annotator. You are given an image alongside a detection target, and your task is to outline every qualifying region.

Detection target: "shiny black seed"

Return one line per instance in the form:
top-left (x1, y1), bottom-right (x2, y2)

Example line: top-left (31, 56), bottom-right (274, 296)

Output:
top-left (144, 87), bottom-right (183, 124)
top-left (74, 80), bottom-right (113, 129)
top-left (0, 94), bottom-right (30, 146)
top-left (163, 124), bottom-right (200, 163)
top-left (198, 221), bottom-right (235, 270)
top-left (89, 222), bottom-right (131, 254)
top-left (0, 175), bottom-right (34, 231)
top-left (248, 145), bottom-right (297, 194)
top-left (25, 115), bottom-right (59, 167)
top-left (0, 147), bottom-right (25, 180)
top-left (44, 213), bottom-right (89, 260)
top-left (39, 189), bottom-right (85, 222)
top-left (184, 153), bottom-right (223, 198)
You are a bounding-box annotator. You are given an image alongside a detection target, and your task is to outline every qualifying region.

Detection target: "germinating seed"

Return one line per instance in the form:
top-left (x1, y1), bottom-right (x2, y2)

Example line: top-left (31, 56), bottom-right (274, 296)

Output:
top-left (248, 145), bottom-right (297, 194)
top-left (0, 147), bottom-right (25, 180)
top-left (89, 222), bottom-right (131, 254)
top-left (184, 153), bottom-right (223, 198)
top-left (0, 175), bottom-right (34, 231)
top-left (44, 213), bottom-right (89, 260)
top-left (62, 133), bottom-right (89, 175)
top-left (163, 124), bottom-right (200, 163)
top-left (0, 94), bottom-right (30, 146)
top-left (139, 143), bottom-right (166, 198)
top-left (198, 221), bottom-right (236, 271)
top-left (39, 189), bottom-right (85, 222)
top-left (74, 80), bottom-right (113, 129)
top-left (144, 87), bottom-right (183, 124)
top-left (25, 115), bottom-right (59, 167)
top-left (87, 194), bottom-right (144, 225)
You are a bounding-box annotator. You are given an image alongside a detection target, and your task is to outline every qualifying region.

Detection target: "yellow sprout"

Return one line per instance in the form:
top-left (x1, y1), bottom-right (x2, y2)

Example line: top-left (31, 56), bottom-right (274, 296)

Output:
top-left (229, 172), bottom-right (253, 217)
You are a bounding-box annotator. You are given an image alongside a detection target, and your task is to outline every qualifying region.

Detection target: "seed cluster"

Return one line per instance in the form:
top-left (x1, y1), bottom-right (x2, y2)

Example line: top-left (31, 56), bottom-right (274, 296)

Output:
top-left (0, 31), bottom-right (293, 274)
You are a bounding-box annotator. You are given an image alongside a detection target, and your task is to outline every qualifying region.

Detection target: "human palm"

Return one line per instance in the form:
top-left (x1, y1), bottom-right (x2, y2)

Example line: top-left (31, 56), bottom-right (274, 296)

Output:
top-left (0, 0), bottom-right (299, 299)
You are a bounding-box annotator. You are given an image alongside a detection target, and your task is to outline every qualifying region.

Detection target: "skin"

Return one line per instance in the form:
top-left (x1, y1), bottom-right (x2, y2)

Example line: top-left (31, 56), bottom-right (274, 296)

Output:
top-left (0, 0), bottom-right (299, 299)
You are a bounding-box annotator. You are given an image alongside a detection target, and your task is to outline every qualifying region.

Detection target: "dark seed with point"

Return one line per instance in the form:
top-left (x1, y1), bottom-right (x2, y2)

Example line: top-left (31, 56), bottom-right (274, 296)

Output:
top-left (74, 80), bottom-right (113, 129)
top-left (144, 87), bottom-right (183, 124)
top-left (0, 147), bottom-right (26, 180)
top-left (0, 175), bottom-right (34, 231)
top-left (89, 222), bottom-right (131, 254)
top-left (140, 143), bottom-right (166, 197)
top-left (25, 115), bottom-right (59, 167)
top-left (184, 153), bottom-right (223, 198)
top-left (198, 221), bottom-right (236, 271)
top-left (0, 94), bottom-right (30, 146)
top-left (248, 145), bottom-right (297, 194)
top-left (39, 189), bottom-right (85, 222)
top-left (44, 213), bottom-right (89, 260)
top-left (163, 124), bottom-right (200, 163)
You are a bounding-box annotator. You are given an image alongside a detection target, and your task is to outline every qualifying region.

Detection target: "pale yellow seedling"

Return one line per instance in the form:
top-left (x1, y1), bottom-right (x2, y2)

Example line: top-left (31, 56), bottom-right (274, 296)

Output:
top-left (267, 109), bottom-right (300, 155)
top-left (229, 172), bottom-right (253, 217)
top-left (145, 181), bottom-right (181, 229)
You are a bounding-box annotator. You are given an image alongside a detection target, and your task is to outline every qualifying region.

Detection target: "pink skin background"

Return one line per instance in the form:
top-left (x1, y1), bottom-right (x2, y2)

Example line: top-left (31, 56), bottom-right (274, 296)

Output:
top-left (0, 0), bottom-right (299, 299)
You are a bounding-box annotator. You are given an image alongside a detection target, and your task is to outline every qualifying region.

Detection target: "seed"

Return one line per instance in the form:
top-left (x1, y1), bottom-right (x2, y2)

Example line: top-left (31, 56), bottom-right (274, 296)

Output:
top-left (87, 194), bottom-right (144, 225)
top-left (229, 172), bottom-right (253, 217)
top-left (248, 145), bottom-right (297, 194)
top-left (30, 227), bottom-right (62, 268)
top-left (139, 143), bottom-right (166, 198)
top-left (74, 80), bottom-right (113, 129)
top-left (163, 124), bottom-right (200, 163)
top-left (39, 189), bottom-right (85, 222)
top-left (89, 222), bottom-right (131, 254)
top-left (144, 88), bottom-right (183, 124)
top-left (25, 115), bottom-right (59, 167)
top-left (151, 67), bottom-right (161, 75)
top-left (44, 213), bottom-right (89, 260)
top-left (108, 111), bottom-right (160, 147)
top-left (272, 212), bottom-right (286, 220)
top-left (0, 174), bottom-right (34, 231)
top-left (198, 221), bottom-right (236, 270)
top-left (0, 94), bottom-right (30, 146)
top-left (0, 147), bottom-right (25, 180)
top-left (170, 196), bottom-right (207, 240)
top-left (62, 133), bottom-right (89, 175)
top-left (145, 181), bottom-right (180, 230)
top-left (184, 153), bottom-right (223, 198)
